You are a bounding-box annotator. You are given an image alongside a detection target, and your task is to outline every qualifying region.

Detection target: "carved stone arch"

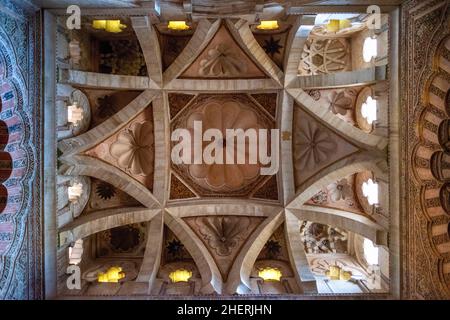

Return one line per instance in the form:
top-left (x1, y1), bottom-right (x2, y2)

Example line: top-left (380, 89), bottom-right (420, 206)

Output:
top-left (225, 211), bottom-right (284, 294)
top-left (59, 154), bottom-right (159, 209)
top-left (431, 151), bottom-right (450, 181)
top-left (58, 207), bottom-right (159, 244)
top-left (0, 24), bottom-right (35, 299)
top-left (404, 1), bottom-right (450, 298)
top-left (131, 16), bottom-right (163, 86)
top-left (290, 206), bottom-right (387, 246)
top-left (164, 211), bottom-right (223, 294)
top-left (284, 210), bottom-right (318, 294)
top-left (288, 88), bottom-right (388, 150)
top-left (289, 153), bottom-right (387, 209)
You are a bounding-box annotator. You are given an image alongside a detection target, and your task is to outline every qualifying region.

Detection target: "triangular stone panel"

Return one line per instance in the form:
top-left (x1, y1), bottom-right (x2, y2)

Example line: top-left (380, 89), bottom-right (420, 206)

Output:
top-left (180, 24), bottom-right (267, 79)
top-left (293, 104), bottom-right (359, 187)
top-left (183, 215), bottom-right (265, 280)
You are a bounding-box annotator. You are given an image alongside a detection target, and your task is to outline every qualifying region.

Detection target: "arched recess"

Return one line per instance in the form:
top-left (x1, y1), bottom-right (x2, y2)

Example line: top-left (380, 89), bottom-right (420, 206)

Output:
top-left (287, 88), bottom-right (388, 150)
top-left (284, 210), bottom-right (318, 293)
top-left (0, 151), bottom-right (12, 184)
top-left (56, 89), bottom-right (91, 140)
top-left (0, 185), bottom-right (7, 213)
top-left (280, 90), bottom-right (295, 206)
top-left (164, 210), bottom-right (223, 294)
top-left (58, 207), bottom-right (159, 245)
top-left (284, 15), bottom-right (316, 86)
top-left (59, 155), bottom-right (159, 209)
top-left (225, 211), bottom-right (284, 294)
top-left (166, 201), bottom-right (282, 218)
top-left (0, 25), bottom-right (33, 300)
top-left (289, 152), bottom-right (388, 208)
top-left (289, 206), bottom-right (388, 246)
top-left (0, 120), bottom-right (9, 149)
top-left (56, 175), bottom-right (91, 228)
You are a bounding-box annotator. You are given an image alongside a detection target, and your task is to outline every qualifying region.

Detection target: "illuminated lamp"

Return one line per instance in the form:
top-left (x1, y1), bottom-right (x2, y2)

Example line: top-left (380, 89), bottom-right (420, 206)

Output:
top-left (325, 265), bottom-right (352, 281)
top-left (92, 20), bottom-right (127, 33)
top-left (258, 267), bottom-right (282, 281)
top-left (97, 266), bottom-right (125, 283)
top-left (339, 19), bottom-right (351, 30)
top-left (256, 20), bottom-right (279, 30)
top-left (326, 19), bottom-right (351, 32)
top-left (105, 20), bottom-right (127, 33)
top-left (92, 20), bottom-right (107, 30)
top-left (168, 21), bottom-right (190, 31)
top-left (326, 19), bottom-right (340, 32)
top-left (169, 269), bottom-right (192, 283)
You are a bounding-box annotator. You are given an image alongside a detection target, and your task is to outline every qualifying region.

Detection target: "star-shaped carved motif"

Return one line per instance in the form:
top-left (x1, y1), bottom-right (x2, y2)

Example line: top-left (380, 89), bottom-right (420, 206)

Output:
top-left (262, 36), bottom-right (283, 57)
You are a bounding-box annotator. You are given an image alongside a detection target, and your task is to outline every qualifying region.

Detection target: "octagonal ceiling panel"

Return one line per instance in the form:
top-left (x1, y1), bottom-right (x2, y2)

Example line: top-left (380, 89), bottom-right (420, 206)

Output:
top-left (171, 94), bottom-right (275, 197)
top-left (180, 24), bottom-right (267, 79)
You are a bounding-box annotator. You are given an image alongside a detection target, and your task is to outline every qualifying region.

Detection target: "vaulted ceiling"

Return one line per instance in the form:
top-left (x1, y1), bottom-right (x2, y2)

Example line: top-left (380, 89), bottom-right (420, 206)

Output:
top-left (48, 1), bottom-right (395, 297)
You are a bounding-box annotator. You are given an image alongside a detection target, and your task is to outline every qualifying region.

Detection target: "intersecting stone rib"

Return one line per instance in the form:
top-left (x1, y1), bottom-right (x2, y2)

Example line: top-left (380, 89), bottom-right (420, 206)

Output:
top-left (152, 94), bottom-right (168, 204)
top-left (285, 210), bottom-right (318, 294)
top-left (226, 211), bottom-right (284, 295)
top-left (59, 207), bottom-right (159, 242)
top-left (59, 69), bottom-right (155, 90)
top-left (136, 212), bottom-right (164, 288)
top-left (288, 66), bottom-right (387, 89)
top-left (288, 153), bottom-right (388, 209)
top-left (131, 16), bottom-right (163, 86)
top-left (290, 206), bottom-right (388, 246)
top-left (280, 90), bottom-right (296, 206)
top-left (164, 211), bottom-right (223, 294)
top-left (284, 15), bottom-right (316, 86)
top-left (60, 155), bottom-right (160, 209)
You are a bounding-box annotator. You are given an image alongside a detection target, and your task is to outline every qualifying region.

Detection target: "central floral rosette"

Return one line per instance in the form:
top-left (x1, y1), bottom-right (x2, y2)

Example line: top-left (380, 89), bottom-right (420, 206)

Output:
top-left (184, 99), bottom-right (266, 191)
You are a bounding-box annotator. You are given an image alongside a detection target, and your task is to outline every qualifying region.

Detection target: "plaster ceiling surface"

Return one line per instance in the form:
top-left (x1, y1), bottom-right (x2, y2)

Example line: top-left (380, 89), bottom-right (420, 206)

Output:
top-left (52, 4), bottom-right (393, 298)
